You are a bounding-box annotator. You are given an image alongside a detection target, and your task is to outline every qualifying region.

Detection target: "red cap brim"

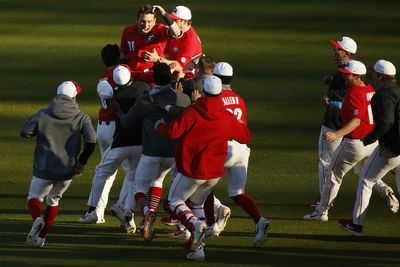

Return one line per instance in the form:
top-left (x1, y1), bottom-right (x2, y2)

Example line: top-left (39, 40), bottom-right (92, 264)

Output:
top-left (330, 40), bottom-right (344, 50)
top-left (337, 68), bottom-right (351, 74)
top-left (167, 13), bottom-right (181, 20)
top-left (71, 80), bottom-right (82, 95)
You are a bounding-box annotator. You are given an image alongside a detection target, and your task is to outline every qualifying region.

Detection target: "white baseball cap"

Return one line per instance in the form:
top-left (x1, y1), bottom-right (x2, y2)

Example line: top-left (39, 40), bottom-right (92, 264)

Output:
top-left (113, 64), bottom-right (132, 86)
top-left (168, 6), bottom-right (192, 20)
top-left (204, 75), bottom-right (222, 95)
top-left (373, 59), bottom-right (396, 76)
top-left (337, 60), bottom-right (367, 75)
top-left (330, 36), bottom-right (357, 54)
top-left (213, 62), bottom-right (233, 76)
top-left (97, 80), bottom-right (114, 99)
top-left (57, 81), bottom-right (81, 98)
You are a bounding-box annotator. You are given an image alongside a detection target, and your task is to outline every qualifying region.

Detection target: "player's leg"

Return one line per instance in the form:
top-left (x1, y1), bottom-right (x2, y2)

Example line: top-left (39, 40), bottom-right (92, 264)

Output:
top-left (318, 126), bottom-right (342, 199)
top-left (26, 176), bottom-right (53, 246)
top-left (36, 179), bottom-right (72, 247)
top-left (80, 147), bottom-right (125, 224)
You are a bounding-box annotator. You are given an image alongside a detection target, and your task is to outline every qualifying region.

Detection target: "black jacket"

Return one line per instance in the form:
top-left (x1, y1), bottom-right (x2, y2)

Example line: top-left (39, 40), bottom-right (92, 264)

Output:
top-left (363, 83), bottom-right (400, 157)
top-left (322, 65), bottom-right (348, 130)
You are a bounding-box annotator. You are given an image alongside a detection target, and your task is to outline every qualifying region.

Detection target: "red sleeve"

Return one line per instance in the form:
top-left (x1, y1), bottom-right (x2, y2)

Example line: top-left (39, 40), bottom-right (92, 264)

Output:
top-left (347, 91), bottom-right (366, 120)
top-left (120, 26), bottom-right (130, 56)
top-left (227, 113), bottom-right (251, 144)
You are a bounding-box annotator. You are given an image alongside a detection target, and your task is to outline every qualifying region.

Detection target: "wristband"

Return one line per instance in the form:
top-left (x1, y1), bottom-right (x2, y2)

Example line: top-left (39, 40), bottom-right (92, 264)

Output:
top-left (163, 14), bottom-right (174, 26)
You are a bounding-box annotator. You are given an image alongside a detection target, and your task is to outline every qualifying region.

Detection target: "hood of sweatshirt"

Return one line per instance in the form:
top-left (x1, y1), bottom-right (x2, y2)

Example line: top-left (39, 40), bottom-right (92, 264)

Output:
top-left (193, 96), bottom-right (226, 120)
top-left (48, 95), bottom-right (80, 119)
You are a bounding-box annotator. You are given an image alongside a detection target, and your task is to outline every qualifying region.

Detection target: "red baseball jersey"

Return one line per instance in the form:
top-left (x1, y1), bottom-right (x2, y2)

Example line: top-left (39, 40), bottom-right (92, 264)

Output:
top-left (166, 26), bottom-right (202, 79)
top-left (341, 84), bottom-right (375, 139)
top-left (120, 23), bottom-right (168, 73)
top-left (219, 88), bottom-right (247, 124)
top-left (98, 68), bottom-right (116, 121)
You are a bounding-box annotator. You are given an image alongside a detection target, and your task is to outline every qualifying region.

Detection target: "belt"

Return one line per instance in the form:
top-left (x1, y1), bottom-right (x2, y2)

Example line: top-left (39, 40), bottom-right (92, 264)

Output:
top-left (98, 120), bottom-right (112, 125)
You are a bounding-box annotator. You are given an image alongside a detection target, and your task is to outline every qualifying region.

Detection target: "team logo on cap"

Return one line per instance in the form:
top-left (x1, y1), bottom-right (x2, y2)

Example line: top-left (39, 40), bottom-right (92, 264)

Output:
top-left (353, 109), bottom-right (359, 116)
top-left (146, 34), bottom-right (155, 42)
top-left (172, 46), bottom-right (179, 53)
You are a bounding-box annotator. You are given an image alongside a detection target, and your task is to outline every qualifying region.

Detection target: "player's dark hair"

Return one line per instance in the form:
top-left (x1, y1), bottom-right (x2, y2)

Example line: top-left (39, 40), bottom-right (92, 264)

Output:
top-left (199, 56), bottom-right (215, 75)
top-left (153, 63), bottom-right (172, 86)
top-left (101, 44), bottom-right (120, 67)
top-left (214, 74), bottom-right (233, 85)
top-left (137, 4), bottom-right (155, 19)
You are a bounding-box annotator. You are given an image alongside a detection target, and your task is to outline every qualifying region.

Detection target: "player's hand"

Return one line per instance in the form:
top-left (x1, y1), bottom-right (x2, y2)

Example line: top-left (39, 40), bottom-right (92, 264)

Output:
top-left (152, 94), bottom-right (167, 109)
top-left (321, 95), bottom-right (329, 106)
top-left (169, 61), bottom-right (183, 74)
top-left (143, 48), bottom-right (160, 62)
top-left (152, 5), bottom-right (166, 15)
top-left (154, 118), bottom-right (165, 130)
top-left (175, 79), bottom-right (184, 93)
top-left (323, 131), bottom-right (338, 142)
top-left (191, 89), bottom-right (201, 102)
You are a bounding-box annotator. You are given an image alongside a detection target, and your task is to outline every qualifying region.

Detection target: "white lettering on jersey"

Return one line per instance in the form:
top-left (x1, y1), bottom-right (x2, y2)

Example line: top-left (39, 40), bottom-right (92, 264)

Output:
top-left (128, 41), bottom-right (135, 52)
top-left (366, 92), bottom-right (375, 101)
top-left (226, 108), bottom-right (243, 120)
top-left (222, 96), bottom-right (239, 106)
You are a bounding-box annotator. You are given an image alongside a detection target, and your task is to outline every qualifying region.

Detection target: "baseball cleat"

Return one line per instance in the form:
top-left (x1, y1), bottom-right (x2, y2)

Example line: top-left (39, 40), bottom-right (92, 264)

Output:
top-left (27, 217), bottom-right (44, 246)
top-left (122, 215), bottom-right (136, 235)
top-left (310, 198), bottom-right (321, 208)
top-left (190, 219), bottom-right (206, 251)
top-left (215, 205), bottom-right (231, 232)
top-left (79, 211), bottom-right (105, 224)
top-left (110, 204), bottom-right (125, 225)
top-left (205, 222), bottom-right (221, 237)
top-left (384, 188), bottom-right (399, 213)
top-left (168, 228), bottom-right (191, 240)
top-left (35, 237), bottom-right (46, 248)
top-left (142, 210), bottom-right (156, 242)
top-left (338, 218), bottom-right (363, 236)
top-left (253, 217), bottom-right (270, 247)
top-left (187, 245), bottom-right (205, 261)
top-left (161, 215), bottom-right (179, 226)
top-left (303, 210), bottom-right (328, 222)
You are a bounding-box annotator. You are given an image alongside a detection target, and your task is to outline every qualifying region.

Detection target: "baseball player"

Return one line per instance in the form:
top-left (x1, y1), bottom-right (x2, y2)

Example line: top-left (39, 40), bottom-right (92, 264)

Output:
top-left (155, 75), bottom-right (251, 260)
top-left (114, 63), bottom-right (191, 242)
top-left (314, 36), bottom-right (357, 206)
top-left (143, 5), bottom-right (203, 94)
top-left (120, 4), bottom-right (180, 83)
top-left (23, 81), bottom-right (96, 248)
top-left (80, 44), bottom-right (131, 225)
top-left (340, 60), bottom-right (400, 236)
top-left (304, 60), bottom-right (395, 222)
top-left (80, 65), bottom-right (150, 234)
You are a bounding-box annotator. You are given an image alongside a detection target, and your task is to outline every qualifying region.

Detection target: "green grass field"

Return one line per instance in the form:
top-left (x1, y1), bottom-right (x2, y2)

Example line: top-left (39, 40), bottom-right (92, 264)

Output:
top-left (1, 0), bottom-right (400, 266)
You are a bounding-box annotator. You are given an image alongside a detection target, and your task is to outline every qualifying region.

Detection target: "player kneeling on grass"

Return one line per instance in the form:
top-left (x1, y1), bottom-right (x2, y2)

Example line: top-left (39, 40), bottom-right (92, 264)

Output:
top-left (154, 75), bottom-right (251, 260)
top-left (21, 81), bottom-right (96, 248)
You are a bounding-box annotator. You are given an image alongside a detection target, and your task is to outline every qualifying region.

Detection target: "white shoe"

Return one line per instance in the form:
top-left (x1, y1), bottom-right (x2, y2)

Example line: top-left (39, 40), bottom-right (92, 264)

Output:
top-left (187, 245), bottom-right (205, 261)
top-left (383, 188), bottom-right (399, 213)
top-left (79, 211), bottom-right (105, 224)
top-left (121, 215), bottom-right (136, 234)
top-left (27, 217), bottom-right (44, 246)
top-left (111, 204), bottom-right (125, 225)
top-left (215, 205), bottom-right (231, 232)
top-left (35, 237), bottom-right (45, 248)
top-left (253, 217), bottom-right (270, 247)
top-left (205, 223), bottom-right (221, 237)
top-left (168, 228), bottom-right (191, 240)
top-left (190, 219), bottom-right (206, 251)
top-left (303, 210), bottom-right (328, 222)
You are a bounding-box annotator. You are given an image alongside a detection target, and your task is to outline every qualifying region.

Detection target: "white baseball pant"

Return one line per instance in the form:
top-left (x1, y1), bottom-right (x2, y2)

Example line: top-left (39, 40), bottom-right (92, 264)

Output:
top-left (353, 146), bottom-right (400, 225)
top-left (169, 172), bottom-right (221, 220)
top-left (134, 155), bottom-right (175, 194)
top-left (318, 125), bottom-right (342, 196)
top-left (224, 140), bottom-right (250, 197)
top-left (317, 138), bottom-right (391, 215)
top-left (28, 176), bottom-right (72, 206)
top-left (88, 121), bottom-right (131, 217)
top-left (88, 145), bottom-right (142, 214)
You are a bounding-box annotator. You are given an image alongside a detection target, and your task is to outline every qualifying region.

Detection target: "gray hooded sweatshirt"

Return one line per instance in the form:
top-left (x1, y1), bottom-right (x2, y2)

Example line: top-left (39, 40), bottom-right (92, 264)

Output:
top-left (20, 95), bottom-right (96, 181)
